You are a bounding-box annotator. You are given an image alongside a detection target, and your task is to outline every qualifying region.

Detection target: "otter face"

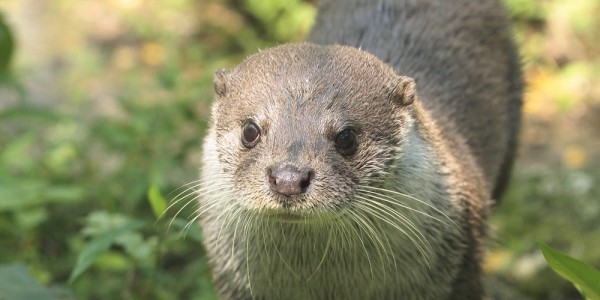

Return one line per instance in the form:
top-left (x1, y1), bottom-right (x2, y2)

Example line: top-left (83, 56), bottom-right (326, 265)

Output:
top-left (206, 44), bottom-right (416, 220)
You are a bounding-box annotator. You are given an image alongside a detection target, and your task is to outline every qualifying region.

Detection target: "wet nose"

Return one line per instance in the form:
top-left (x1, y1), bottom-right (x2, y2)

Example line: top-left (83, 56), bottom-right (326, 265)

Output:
top-left (267, 165), bottom-right (314, 196)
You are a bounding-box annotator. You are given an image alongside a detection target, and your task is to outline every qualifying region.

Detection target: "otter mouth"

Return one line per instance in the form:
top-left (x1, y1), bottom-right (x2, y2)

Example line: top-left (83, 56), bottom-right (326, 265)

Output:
top-left (263, 209), bottom-right (345, 224)
top-left (269, 212), bottom-right (305, 222)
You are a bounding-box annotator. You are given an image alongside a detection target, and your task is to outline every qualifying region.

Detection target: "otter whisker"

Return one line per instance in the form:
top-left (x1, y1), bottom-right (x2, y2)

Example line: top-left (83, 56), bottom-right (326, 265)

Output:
top-left (256, 217), bottom-right (275, 289)
top-left (358, 186), bottom-right (459, 230)
top-left (166, 181), bottom-right (200, 201)
top-left (167, 175), bottom-right (231, 198)
top-left (357, 188), bottom-right (433, 230)
top-left (355, 190), bottom-right (434, 251)
top-left (354, 197), bottom-right (433, 267)
top-left (306, 215), bottom-right (332, 281)
top-left (179, 190), bottom-right (234, 238)
top-left (350, 203), bottom-right (398, 278)
top-left (356, 193), bottom-right (428, 245)
top-left (230, 207), bottom-right (247, 260)
top-left (178, 202), bottom-right (203, 238)
top-left (179, 196), bottom-right (227, 239)
top-left (165, 175), bottom-right (232, 214)
top-left (175, 201), bottom-right (206, 237)
top-left (361, 185), bottom-right (456, 219)
top-left (267, 221), bottom-right (301, 280)
top-left (171, 185), bottom-right (230, 232)
top-left (358, 195), bottom-right (433, 260)
top-left (164, 177), bottom-right (230, 224)
top-left (215, 204), bottom-right (243, 252)
top-left (339, 218), bottom-right (359, 270)
top-left (334, 216), bottom-right (359, 275)
top-left (165, 177), bottom-right (226, 200)
top-left (242, 210), bottom-right (255, 297)
top-left (163, 182), bottom-right (204, 220)
top-left (344, 209), bottom-right (377, 285)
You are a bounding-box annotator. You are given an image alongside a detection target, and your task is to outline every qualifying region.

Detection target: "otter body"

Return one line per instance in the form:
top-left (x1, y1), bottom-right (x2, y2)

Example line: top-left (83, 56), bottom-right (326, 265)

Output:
top-left (199, 0), bottom-right (522, 299)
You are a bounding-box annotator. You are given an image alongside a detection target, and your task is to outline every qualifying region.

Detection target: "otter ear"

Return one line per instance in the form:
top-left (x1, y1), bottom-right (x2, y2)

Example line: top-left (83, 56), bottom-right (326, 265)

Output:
top-left (388, 75), bottom-right (416, 106)
top-left (214, 68), bottom-right (230, 97)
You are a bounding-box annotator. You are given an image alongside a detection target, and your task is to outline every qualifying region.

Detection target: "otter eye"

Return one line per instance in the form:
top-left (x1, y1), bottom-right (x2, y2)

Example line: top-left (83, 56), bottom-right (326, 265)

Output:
top-left (335, 129), bottom-right (358, 156)
top-left (241, 121), bottom-right (261, 148)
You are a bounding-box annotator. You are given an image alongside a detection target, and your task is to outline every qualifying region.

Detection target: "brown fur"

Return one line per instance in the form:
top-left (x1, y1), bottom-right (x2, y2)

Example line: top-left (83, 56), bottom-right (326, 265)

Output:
top-left (199, 0), bottom-right (522, 299)
top-left (310, 0), bottom-right (523, 200)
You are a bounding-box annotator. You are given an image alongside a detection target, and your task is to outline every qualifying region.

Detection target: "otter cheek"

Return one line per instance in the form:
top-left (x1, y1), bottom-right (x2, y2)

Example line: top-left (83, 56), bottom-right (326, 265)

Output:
top-left (216, 129), bottom-right (246, 173)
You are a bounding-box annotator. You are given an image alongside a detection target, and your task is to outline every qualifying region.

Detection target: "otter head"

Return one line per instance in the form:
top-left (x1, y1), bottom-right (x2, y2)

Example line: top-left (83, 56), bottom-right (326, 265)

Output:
top-left (208, 43), bottom-right (416, 220)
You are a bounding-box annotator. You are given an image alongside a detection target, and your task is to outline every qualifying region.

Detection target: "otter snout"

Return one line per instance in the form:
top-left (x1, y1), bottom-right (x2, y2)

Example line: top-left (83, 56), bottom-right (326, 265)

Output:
top-left (267, 164), bottom-right (314, 196)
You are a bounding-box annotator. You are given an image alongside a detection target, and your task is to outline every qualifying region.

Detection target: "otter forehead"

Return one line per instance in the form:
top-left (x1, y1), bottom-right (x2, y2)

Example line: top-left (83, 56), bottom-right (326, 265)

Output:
top-left (234, 43), bottom-right (398, 85)
top-left (213, 43), bottom-right (405, 132)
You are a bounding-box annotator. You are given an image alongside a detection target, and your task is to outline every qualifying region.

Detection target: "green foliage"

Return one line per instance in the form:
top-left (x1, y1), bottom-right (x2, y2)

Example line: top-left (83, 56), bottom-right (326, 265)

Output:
top-left (0, 11), bottom-right (14, 75)
top-left (244, 0), bottom-right (316, 41)
top-left (504, 0), bottom-right (546, 21)
top-left (69, 215), bottom-right (146, 284)
top-left (539, 242), bottom-right (600, 300)
top-left (0, 264), bottom-right (71, 300)
top-left (148, 185), bottom-right (168, 219)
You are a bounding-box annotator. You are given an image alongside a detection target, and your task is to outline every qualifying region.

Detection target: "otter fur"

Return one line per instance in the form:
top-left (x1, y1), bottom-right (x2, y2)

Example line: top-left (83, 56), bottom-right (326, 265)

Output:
top-left (198, 0), bottom-right (522, 299)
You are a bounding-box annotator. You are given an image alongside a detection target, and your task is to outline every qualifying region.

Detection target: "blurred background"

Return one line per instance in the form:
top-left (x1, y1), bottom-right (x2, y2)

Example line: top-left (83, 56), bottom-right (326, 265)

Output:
top-left (0, 0), bottom-right (598, 299)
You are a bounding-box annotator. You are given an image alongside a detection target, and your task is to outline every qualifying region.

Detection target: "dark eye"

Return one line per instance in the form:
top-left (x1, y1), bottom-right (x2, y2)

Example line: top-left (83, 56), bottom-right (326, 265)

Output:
top-left (241, 120), bottom-right (261, 148)
top-left (335, 129), bottom-right (358, 156)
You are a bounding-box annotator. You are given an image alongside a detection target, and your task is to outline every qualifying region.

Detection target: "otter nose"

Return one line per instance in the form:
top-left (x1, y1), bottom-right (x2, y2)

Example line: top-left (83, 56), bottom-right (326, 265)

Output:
top-left (267, 165), bottom-right (313, 196)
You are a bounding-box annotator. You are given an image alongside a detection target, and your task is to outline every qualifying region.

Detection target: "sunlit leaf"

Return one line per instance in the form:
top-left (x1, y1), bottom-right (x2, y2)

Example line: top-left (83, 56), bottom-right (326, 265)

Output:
top-left (148, 185), bottom-right (167, 219)
top-left (562, 145), bottom-right (588, 169)
top-left (538, 242), bottom-right (600, 300)
top-left (141, 42), bottom-right (165, 67)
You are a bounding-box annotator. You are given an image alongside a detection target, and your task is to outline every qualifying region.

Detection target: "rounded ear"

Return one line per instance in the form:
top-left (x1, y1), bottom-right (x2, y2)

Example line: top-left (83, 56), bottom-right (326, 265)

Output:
top-left (388, 75), bottom-right (416, 106)
top-left (214, 68), bottom-right (230, 97)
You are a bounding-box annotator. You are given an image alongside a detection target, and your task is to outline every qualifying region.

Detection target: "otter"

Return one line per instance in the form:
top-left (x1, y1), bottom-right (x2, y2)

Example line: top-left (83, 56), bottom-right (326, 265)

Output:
top-left (198, 0), bottom-right (522, 299)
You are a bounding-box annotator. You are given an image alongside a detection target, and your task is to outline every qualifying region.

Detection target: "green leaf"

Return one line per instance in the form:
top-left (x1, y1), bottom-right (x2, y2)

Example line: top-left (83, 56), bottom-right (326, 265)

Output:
top-left (68, 221), bottom-right (145, 284)
top-left (0, 12), bottom-right (15, 74)
top-left (148, 185), bottom-right (167, 219)
top-left (538, 242), bottom-right (600, 300)
top-left (0, 263), bottom-right (68, 300)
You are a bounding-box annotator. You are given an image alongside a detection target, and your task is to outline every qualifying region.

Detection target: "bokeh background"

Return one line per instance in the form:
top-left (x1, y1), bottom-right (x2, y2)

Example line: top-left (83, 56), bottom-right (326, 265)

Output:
top-left (0, 0), bottom-right (598, 299)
